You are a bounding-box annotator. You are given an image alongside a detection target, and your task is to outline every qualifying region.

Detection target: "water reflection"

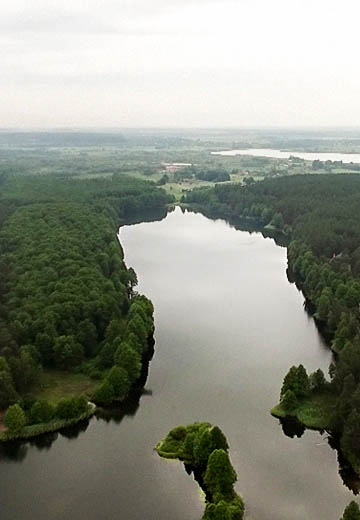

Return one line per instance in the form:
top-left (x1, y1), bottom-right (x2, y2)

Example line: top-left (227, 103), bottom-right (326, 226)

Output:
top-left (0, 441), bottom-right (28, 463)
top-left (29, 431), bottom-right (59, 450)
top-left (277, 415), bottom-right (360, 494)
top-left (59, 418), bottom-right (91, 440)
top-left (95, 387), bottom-right (152, 425)
top-left (279, 416), bottom-right (306, 439)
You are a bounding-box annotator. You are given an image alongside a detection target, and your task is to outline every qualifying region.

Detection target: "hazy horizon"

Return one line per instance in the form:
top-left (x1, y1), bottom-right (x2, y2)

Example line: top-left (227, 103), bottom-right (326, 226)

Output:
top-left (2, 126), bottom-right (360, 131)
top-left (2, 0), bottom-right (360, 128)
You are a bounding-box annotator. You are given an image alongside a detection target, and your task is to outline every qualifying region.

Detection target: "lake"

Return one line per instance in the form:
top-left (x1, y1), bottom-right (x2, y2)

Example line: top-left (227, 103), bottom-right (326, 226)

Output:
top-left (0, 207), bottom-right (357, 520)
top-left (212, 148), bottom-right (360, 163)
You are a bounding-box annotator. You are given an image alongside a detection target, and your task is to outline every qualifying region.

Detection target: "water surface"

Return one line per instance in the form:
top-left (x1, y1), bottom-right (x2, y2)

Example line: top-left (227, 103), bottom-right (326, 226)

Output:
top-left (0, 208), bottom-right (357, 520)
top-left (212, 148), bottom-right (360, 163)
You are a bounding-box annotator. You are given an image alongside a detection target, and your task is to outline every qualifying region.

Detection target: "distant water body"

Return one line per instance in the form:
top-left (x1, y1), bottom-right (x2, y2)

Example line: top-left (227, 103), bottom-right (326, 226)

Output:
top-left (212, 148), bottom-right (360, 163)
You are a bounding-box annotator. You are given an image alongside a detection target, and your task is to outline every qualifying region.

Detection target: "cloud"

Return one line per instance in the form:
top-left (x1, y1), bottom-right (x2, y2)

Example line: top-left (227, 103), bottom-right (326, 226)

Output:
top-left (0, 13), bottom-right (116, 34)
top-left (0, 0), bottom-right (228, 35)
top-left (1, 0), bottom-right (360, 127)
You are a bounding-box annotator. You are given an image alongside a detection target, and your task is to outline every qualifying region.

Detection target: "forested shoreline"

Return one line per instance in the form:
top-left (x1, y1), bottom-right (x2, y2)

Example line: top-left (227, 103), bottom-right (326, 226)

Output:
top-left (0, 173), bottom-right (170, 438)
top-left (182, 174), bottom-right (360, 475)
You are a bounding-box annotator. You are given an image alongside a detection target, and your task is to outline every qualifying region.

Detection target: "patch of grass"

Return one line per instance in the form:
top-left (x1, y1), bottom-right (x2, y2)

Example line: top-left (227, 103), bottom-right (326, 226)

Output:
top-left (271, 392), bottom-right (336, 430)
top-left (297, 393), bottom-right (336, 429)
top-left (27, 370), bottom-right (98, 405)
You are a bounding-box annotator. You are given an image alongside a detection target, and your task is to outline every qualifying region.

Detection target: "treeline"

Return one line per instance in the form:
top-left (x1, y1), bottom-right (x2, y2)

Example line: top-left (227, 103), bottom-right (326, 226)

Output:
top-left (182, 175), bottom-right (360, 259)
top-left (312, 159), bottom-right (360, 172)
top-left (0, 174), bottom-right (170, 417)
top-left (2, 173), bottom-right (169, 215)
top-left (182, 174), bottom-right (360, 474)
top-left (156, 422), bottom-right (244, 520)
top-left (3, 397), bottom-right (91, 438)
top-left (174, 166), bottom-right (230, 183)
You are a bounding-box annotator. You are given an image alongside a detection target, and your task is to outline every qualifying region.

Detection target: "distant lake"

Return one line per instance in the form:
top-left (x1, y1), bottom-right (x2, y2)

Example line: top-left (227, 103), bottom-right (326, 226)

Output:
top-left (212, 148), bottom-right (360, 163)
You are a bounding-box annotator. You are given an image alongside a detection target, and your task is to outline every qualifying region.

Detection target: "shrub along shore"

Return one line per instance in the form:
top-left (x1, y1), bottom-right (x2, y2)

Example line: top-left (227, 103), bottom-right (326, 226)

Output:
top-left (0, 402), bottom-right (96, 442)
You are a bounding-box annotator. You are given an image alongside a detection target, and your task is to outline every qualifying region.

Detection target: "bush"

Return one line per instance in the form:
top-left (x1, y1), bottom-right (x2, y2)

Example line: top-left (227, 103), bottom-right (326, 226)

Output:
top-left (5, 404), bottom-right (26, 432)
top-left (72, 395), bottom-right (88, 415)
top-left (55, 397), bottom-right (86, 420)
top-left (89, 369), bottom-right (103, 380)
top-left (19, 396), bottom-right (36, 411)
top-left (93, 380), bottom-right (115, 405)
top-left (169, 425), bottom-right (187, 441)
top-left (30, 400), bottom-right (54, 424)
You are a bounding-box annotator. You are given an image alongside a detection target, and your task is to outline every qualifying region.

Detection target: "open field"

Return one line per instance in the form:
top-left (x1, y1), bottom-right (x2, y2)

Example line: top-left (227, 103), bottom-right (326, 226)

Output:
top-left (271, 392), bottom-right (336, 430)
top-left (27, 370), bottom-right (99, 405)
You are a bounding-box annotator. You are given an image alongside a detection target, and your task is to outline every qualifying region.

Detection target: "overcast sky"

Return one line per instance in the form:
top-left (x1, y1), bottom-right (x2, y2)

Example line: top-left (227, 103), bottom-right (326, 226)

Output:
top-left (1, 0), bottom-right (360, 128)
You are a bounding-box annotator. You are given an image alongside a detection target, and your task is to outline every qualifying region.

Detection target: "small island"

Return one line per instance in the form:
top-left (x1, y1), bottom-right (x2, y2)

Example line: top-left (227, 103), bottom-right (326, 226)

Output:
top-left (155, 422), bottom-right (244, 520)
top-left (270, 364), bottom-right (335, 431)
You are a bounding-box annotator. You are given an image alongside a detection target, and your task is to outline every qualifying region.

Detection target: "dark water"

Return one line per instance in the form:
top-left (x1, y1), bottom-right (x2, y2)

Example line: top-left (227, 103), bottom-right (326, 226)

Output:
top-left (0, 208), bottom-right (358, 520)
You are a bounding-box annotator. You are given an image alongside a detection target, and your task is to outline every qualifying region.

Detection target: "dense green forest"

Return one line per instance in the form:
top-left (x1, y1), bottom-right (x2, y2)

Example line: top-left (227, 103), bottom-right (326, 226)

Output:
top-left (0, 173), bottom-right (170, 436)
top-left (182, 174), bottom-right (360, 474)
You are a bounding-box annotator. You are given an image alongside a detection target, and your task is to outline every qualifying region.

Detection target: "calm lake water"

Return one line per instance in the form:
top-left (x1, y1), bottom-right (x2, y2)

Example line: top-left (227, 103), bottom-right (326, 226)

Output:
top-left (0, 208), bottom-right (358, 520)
top-left (212, 148), bottom-right (360, 163)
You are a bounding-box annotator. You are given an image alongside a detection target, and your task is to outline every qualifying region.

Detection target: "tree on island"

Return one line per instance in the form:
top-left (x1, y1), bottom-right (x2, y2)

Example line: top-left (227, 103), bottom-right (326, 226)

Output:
top-left (341, 501), bottom-right (360, 520)
top-left (194, 428), bottom-right (215, 467)
top-left (210, 426), bottom-right (229, 452)
top-left (203, 500), bottom-right (232, 520)
top-left (5, 403), bottom-right (26, 433)
top-left (194, 425), bottom-right (230, 467)
top-left (204, 449), bottom-right (237, 495)
top-left (280, 365), bottom-right (310, 400)
top-left (309, 368), bottom-right (326, 391)
top-left (281, 389), bottom-right (298, 412)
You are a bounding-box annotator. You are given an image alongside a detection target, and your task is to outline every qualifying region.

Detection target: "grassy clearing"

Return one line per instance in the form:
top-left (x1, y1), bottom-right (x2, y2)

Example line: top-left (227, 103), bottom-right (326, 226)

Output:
top-left (271, 392), bottom-right (336, 430)
top-left (162, 176), bottom-right (247, 202)
top-left (27, 370), bottom-right (98, 405)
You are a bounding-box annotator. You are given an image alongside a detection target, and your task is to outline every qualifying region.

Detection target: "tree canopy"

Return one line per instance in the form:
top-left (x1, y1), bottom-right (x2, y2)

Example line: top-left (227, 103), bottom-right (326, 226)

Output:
top-left (0, 173), bottom-right (169, 412)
